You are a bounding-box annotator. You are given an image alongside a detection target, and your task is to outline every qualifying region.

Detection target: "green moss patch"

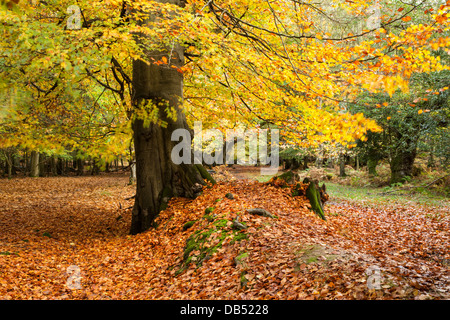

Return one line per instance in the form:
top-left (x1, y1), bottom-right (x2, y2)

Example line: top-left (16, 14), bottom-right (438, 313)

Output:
top-left (175, 216), bottom-right (248, 276)
top-left (182, 220), bottom-right (197, 231)
top-left (205, 207), bottom-right (215, 214)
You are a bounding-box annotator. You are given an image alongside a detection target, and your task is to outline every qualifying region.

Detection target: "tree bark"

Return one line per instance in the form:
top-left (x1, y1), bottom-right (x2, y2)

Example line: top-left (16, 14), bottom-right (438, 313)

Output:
top-left (367, 157), bottom-right (378, 176)
top-left (39, 154), bottom-right (46, 177)
top-left (129, 161), bottom-right (136, 185)
top-left (3, 149), bottom-right (13, 179)
top-left (130, 0), bottom-right (213, 234)
top-left (24, 150), bottom-right (28, 175)
top-left (390, 148), bottom-right (416, 184)
top-left (7, 161), bottom-right (12, 178)
top-left (91, 158), bottom-right (100, 175)
top-left (339, 153), bottom-right (346, 177)
top-left (303, 157), bottom-right (309, 170)
top-left (76, 158), bottom-right (84, 176)
top-left (30, 151), bottom-right (39, 177)
top-left (50, 156), bottom-right (57, 176)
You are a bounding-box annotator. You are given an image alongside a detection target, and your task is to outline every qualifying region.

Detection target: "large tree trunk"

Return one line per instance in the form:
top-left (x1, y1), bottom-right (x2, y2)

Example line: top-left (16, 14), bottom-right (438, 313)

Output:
top-left (130, 0), bottom-right (211, 234)
top-left (131, 116), bottom-right (208, 234)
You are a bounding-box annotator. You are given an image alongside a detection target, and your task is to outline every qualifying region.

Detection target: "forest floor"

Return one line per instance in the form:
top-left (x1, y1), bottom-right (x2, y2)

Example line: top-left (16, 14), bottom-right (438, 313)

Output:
top-left (0, 166), bottom-right (449, 300)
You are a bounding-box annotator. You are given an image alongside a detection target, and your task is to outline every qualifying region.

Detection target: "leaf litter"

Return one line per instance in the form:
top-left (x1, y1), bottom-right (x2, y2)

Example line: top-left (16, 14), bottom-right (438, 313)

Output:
top-left (0, 172), bottom-right (448, 300)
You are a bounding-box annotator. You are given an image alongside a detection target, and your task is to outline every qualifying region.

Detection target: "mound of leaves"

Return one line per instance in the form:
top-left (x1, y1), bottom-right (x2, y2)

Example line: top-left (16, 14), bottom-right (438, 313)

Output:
top-left (0, 174), bottom-right (448, 299)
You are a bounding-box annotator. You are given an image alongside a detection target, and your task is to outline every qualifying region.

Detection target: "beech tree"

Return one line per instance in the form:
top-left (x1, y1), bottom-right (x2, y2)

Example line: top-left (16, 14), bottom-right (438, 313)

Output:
top-left (130, 0), bottom-right (209, 233)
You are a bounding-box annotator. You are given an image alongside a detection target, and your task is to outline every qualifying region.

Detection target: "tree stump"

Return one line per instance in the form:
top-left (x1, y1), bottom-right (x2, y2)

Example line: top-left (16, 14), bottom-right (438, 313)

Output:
top-left (267, 171), bottom-right (328, 221)
top-left (303, 177), bottom-right (327, 221)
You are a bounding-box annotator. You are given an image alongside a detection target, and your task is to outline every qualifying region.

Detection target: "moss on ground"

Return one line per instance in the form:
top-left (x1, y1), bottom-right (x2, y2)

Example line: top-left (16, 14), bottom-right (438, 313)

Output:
top-left (182, 220), bottom-right (197, 231)
top-left (175, 215), bottom-right (248, 276)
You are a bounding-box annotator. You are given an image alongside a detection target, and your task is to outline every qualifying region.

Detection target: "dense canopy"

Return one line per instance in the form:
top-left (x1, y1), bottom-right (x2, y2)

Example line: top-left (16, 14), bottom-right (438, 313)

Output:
top-left (1, 0), bottom-right (448, 157)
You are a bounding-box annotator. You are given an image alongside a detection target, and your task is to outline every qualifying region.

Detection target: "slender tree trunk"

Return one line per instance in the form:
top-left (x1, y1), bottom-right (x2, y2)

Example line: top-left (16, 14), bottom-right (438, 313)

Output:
top-left (130, 0), bottom-right (212, 234)
top-left (76, 158), bottom-right (84, 176)
top-left (3, 149), bottom-right (13, 179)
top-left (367, 145), bottom-right (380, 176)
top-left (39, 154), bottom-right (46, 177)
top-left (367, 158), bottom-right (378, 176)
top-left (339, 153), bottom-right (346, 177)
top-left (91, 158), bottom-right (100, 175)
top-left (57, 157), bottom-right (65, 175)
top-left (30, 151), bottom-right (39, 177)
top-left (50, 156), bottom-right (57, 176)
top-left (129, 162), bottom-right (136, 185)
top-left (7, 161), bottom-right (12, 179)
top-left (12, 154), bottom-right (19, 175)
top-left (303, 156), bottom-right (309, 170)
top-left (24, 150), bottom-right (29, 175)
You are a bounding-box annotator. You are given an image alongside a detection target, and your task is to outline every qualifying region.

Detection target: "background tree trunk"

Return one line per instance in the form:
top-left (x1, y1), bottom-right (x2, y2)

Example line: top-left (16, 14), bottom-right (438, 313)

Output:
top-left (367, 158), bottom-right (378, 176)
top-left (76, 158), bottom-right (84, 176)
top-left (3, 149), bottom-right (13, 178)
top-left (24, 150), bottom-right (29, 176)
top-left (39, 154), bottom-right (46, 177)
top-left (57, 157), bottom-right (65, 176)
top-left (339, 153), bottom-right (346, 177)
top-left (129, 161), bottom-right (136, 185)
top-left (30, 151), bottom-right (39, 177)
top-left (7, 160), bottom-right (12, 178)
top-left (91, 158), bottom-right (100, 175)
top-left (390, 148), bottom-right (416, 184)
top-left (303, 157), bottom-right (309, 170)
top-left (50, 156), bottom-right (57, 176)
top-left (389, 131), bottom-right (418, 184)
